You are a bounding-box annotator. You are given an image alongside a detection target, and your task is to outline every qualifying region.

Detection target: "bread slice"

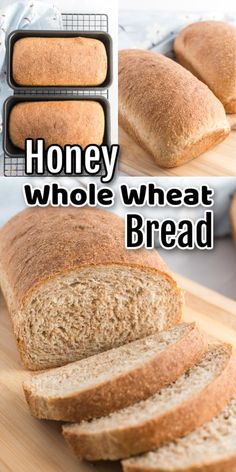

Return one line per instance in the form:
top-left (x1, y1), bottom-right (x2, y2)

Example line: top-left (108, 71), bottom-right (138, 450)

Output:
top-left (230, 194), bottom-right (236, 246)
top-left (122, 393), bottom-right (236, 472)
top-left (174, 21), bottom-right (236, 114)
top-left (0, 207), bottom-right (183, 370)
top-left (62, 344), bottom-right (236, 461)
top-left (119, 49), bottom-right (230, 168)
top-left (23, 323), bottom-right (207, 422)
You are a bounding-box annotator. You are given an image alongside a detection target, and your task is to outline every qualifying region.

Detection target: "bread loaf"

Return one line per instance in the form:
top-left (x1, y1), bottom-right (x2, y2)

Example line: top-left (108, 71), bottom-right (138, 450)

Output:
top-left (12, 36), bottom-right (107, 86)
top-left (63, 344), bottom-right (236, 461)
top-left (9, 100), bottom-right (105, 150)
top-left (174, 21), bottom-right (236, 114)
top-left (23, 323), bottom-right (207, 422)
top-left (0, 207), bottom-right (183, 370)
top-left (119, 49), bottom-right (230, 168)
top-left (122, 393), bottom-right (236, 472)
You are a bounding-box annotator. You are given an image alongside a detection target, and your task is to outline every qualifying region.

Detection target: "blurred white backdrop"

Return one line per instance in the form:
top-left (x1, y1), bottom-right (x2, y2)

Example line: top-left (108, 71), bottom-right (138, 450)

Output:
top-left (119, 0), bottom-right (236, 11)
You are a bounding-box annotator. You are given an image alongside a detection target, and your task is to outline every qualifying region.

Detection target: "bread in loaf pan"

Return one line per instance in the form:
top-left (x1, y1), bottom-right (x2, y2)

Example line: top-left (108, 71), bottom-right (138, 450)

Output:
top-left (9, 100), bottom-right (105, 149)
top-left (174, 21), bottom-right (236, 114)
top-left (0, 207), bottom-right (184, 370)
top-left (119, 49), bottom-right (230, 168)
top-left (23, 323), bottom-right (207, 422)
top-left (12, 36), bottom-right (108, 86)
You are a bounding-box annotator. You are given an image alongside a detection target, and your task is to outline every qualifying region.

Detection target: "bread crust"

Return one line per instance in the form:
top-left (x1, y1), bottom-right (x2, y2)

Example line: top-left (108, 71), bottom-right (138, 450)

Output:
top-left (0, 207), bottom-right (180, 306)
top-left (119, 49), bottom-right (230, 168)
top-left (62, 345), bottom-right (236, 461)
top-left (174, 21), bottom-right (236, 114)
top-left (9, 100), bottom-right (105, 150)
top-left (0, 207), bottom-right (183, 369)
top-left (23, 323), bottom-right (207, 422)
top-left (13, 36), bottom-right (107, 86)
top-left (122, 454), bottom-right (236, 472)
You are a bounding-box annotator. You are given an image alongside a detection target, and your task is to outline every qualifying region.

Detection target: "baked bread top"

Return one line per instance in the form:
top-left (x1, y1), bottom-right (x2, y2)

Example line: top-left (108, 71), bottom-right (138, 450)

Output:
top-left (119, 49), bottom-right (230, 167)
top-left (0, 206), bottom-right (176, 306)
top-left (174, 21), bottom-right (236, 113)
top-left (12, 36), bottom-right (108, 86)
top-left (9, 100), bottom-right (105, 149)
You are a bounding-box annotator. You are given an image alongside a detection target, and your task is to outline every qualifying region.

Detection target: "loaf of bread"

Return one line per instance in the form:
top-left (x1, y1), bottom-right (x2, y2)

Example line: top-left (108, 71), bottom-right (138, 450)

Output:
top-left (12, 37), bottom-right (107, 86)
top-left (119, 49), bottom-right (230, 168)
top-left (23, 323), bottom-right (207, 422)
top-left (123, 393), bottom-right (236, 472)
top-left (63, 344), bottom-right (236, 461)
top-left (0, 207), bottom-right (183, 370)
top-left (174, 21), bottom-right (236, 114)
top-left (9, 100), bottom-right (105, 149)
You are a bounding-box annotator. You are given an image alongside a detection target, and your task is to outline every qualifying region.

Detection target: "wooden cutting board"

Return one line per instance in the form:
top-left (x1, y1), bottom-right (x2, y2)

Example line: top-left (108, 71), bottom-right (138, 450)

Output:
top-left (119, 117), bottom-right (236, 176)
top-left (1, 276), bottom-right (236, 472)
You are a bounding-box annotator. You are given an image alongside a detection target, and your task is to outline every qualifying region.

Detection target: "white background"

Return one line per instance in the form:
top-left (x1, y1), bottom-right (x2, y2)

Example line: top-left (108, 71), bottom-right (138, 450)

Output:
top-left (119, 0), bottom-right (236, 11)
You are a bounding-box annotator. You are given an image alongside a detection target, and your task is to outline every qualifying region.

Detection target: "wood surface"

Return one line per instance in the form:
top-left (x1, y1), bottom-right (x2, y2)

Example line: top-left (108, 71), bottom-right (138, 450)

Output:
top-left (119, 116), bottom-right (236, 176)
top-left (1, 275), bottom-right (236, 472)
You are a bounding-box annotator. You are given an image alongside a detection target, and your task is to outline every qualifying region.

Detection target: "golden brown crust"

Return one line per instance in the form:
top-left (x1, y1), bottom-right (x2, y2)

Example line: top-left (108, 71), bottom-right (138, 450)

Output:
top-left (0, 207), bottom-right (179, 308)
top-left (13, 36), bottom-right (107, 86)
top-left (174, 21), bottom-right (236, 114)
top-left (23, 323), bottom-right (207, 422)
top-left (62, 345), bottom-right (236, 461)
top-left (119, 49), bottom-right (230, 168)
top-left (9, 100), bottom-right (105, 149)
top-left (122, 455), bottom-right (236, 472)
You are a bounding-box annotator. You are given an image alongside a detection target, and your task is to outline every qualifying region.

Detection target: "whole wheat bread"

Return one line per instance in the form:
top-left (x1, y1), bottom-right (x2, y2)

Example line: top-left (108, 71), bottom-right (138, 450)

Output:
top-left (9, 100), bottom-right (105, 150)
top-left (122, 393), bottom-right (236, 472)
top-left (0, 207), bottom-right (183, 370)
top-left (23, 322), bottom-right (207, 422)
top-left (63, 344), bottom-right (236, 461)
top-left (119, 49), bottom-right (230, 168)
top-left (13, 36), bottom-right (107, 86)
top-left (174, 21), bottom-right (236, 114)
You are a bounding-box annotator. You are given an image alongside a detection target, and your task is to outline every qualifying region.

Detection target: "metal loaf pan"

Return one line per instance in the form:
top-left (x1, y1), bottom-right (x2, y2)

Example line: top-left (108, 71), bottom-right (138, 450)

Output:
top-left (3, 94), bottom-right (111, 159)
top-left (7, 29), bottom-right (113, 92)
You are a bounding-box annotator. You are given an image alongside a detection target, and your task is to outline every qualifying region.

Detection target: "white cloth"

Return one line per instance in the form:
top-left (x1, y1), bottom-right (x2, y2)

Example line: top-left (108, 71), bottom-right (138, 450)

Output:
top-left (119, 10), bottom-right (236, 50)
top-left (0, 0), bottom-right (62, 174)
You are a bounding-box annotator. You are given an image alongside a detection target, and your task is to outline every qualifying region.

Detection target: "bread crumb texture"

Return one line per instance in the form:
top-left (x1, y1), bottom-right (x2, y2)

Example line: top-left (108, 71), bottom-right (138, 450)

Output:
top-left (0, 207), bottom-right (183, 369)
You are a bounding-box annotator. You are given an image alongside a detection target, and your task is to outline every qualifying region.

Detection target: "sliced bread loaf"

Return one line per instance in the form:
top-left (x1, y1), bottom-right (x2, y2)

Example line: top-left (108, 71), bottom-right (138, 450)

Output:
top-left (122, 393), bottom-right (236, 472)
top-left (23, 322), bottom-right (207, 422)
top-left (0, 206), bottom-right (183, 370)
top-left (63, 344), bottom-right (236, 461)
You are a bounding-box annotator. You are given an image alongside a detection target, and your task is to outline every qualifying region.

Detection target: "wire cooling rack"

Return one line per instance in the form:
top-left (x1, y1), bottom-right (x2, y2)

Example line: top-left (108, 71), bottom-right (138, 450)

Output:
top-left (4, 13), bottom-right (109, 177)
